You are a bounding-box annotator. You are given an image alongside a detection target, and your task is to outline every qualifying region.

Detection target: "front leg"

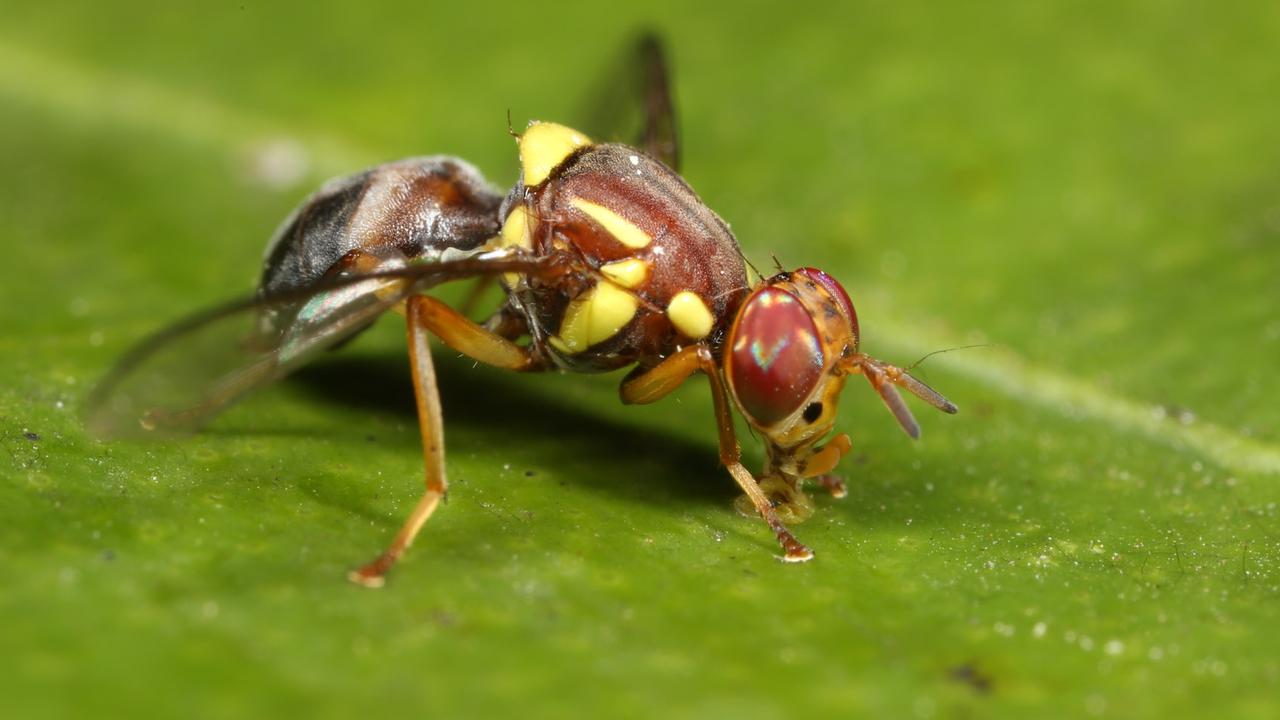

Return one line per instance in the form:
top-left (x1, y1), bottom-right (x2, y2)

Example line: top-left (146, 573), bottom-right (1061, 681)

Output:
top-left (620, 345), bottom-right (814, 562)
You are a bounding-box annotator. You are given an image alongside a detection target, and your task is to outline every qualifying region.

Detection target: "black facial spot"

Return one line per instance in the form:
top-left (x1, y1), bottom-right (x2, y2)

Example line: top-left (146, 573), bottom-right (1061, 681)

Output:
top-left (803, 402), bottom-right (823, 423)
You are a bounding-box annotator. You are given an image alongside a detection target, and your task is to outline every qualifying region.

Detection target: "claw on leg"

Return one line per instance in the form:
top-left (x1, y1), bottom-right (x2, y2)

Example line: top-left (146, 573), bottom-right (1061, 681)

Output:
top-left (349, 294), bottom-right (546, 587)
top-left (780, 545), bottom-right (815, 563)
top-left (725, 463), bottom-right (814, 562)
top-left (815, 474), bottom-right (848, 499)
top-left (348, 489), bottom-right (445, 588)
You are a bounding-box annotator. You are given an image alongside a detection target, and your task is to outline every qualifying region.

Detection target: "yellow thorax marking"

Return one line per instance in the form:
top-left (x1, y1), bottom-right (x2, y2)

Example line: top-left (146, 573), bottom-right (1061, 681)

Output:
top-left (496, 205), bottom-right (532, 250)
top-left (520, 122), bottom-right (591, 187)
top-left (667, 291), bottom-right (714, 339)
top-left (550, 280), bottom-right (638, 354)
top-left (570, 198), bottom-right (653, 249)
top-left (491, 205), bottom-right (533, 286)
top-left (599, 258), bottom-right (650, 289)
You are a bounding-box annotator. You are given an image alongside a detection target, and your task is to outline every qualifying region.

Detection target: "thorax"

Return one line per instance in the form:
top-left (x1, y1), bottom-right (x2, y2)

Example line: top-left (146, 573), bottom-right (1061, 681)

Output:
top-left (497, 144), bottom-right (749, 371)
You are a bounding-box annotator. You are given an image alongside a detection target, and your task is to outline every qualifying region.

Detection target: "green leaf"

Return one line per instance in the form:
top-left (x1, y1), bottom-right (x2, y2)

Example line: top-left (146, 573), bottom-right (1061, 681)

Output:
top-left (3, 3), bottom-right (1279, 718)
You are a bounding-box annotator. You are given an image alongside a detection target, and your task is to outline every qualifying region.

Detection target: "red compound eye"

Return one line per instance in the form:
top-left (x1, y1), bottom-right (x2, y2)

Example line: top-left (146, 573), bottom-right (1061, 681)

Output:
top-left (726, 287), bottom-right (825, 427)
top-left (796, 267), bottom-right (859, 340)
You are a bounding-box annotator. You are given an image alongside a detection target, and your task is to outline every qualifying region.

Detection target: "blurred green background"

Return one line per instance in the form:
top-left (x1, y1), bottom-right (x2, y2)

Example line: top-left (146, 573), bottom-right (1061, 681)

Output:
top-left (3, 1), bottom-right (1279, 718)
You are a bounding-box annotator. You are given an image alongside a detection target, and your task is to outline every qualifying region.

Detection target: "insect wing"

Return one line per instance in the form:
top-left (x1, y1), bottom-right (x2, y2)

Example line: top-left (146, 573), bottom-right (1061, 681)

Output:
top-left (579, 33), bottom-right (680, 171)
top-left (85, 250), bottom-right (554, 438)
top-left (84, 273), bottom-right (416, 438)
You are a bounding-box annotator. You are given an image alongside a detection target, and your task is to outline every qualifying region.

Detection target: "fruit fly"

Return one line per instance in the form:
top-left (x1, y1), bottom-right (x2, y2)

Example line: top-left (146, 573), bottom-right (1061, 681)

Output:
top-left (87, 37), bottom-right (957, 586)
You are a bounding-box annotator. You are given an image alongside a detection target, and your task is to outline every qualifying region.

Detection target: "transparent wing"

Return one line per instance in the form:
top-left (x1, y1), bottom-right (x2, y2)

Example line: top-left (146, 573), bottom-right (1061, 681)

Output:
top-left (579, 32), bottom-right (680, 171)
top-left (85, 251), bottom-right (550, 438)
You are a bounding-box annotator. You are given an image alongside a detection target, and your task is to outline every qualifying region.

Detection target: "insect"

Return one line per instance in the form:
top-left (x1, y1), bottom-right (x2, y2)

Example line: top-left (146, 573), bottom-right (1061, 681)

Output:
top-left (86, 37), bottom-right (957, 586)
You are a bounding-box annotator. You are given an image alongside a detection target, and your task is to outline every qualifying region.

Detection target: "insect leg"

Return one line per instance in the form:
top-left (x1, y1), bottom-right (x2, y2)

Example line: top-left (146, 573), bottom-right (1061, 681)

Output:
top-left (814, 475), bottom-right (849, 499)
top-left (411, 295), bottom-right (542, 371)
top-left (621, 345), bottom-right (812, 560)
top-left (697, 347), bottom-right (814, 563)
top-left (348, 295), bottom-right (450, 588)
top-left (799, 433), bottom-right (852, 478)
top-left (618, 345), bottom-right (702, 404)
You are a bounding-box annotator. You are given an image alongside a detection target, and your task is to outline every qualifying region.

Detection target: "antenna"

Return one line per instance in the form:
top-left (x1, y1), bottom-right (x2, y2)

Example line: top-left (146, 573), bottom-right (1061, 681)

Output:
top-left (906, 344), bottom-right (993, 372)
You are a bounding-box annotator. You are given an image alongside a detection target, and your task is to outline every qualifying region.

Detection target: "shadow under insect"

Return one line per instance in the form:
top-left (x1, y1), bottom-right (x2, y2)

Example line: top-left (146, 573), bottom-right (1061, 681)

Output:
top-left (288, 353), bottom-right (732, 509)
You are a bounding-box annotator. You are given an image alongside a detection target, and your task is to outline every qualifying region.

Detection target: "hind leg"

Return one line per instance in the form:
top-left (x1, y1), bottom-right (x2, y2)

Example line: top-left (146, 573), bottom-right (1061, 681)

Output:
top-left (348, 295), bottom-right (546, 587)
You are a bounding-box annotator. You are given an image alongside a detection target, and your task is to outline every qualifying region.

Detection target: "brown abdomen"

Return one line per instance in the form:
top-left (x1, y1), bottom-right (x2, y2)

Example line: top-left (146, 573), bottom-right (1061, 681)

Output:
top-left (259, 156), bottom-right (502, 296)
